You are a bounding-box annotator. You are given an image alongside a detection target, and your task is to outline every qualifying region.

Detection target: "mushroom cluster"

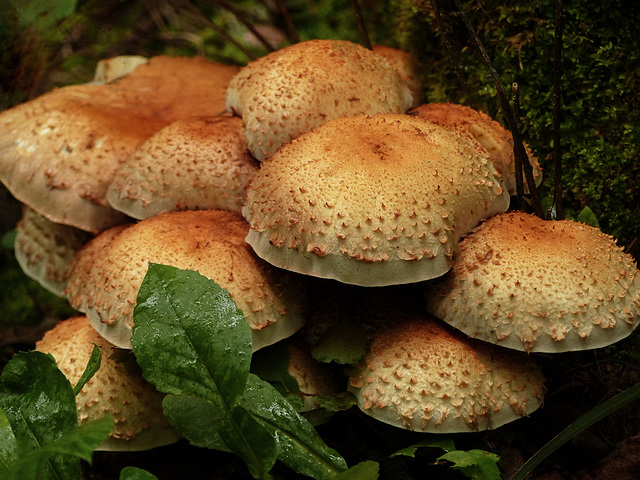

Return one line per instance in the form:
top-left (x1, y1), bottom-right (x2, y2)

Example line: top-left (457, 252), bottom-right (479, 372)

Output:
top-left (1, 37), bottom-right (639, 453)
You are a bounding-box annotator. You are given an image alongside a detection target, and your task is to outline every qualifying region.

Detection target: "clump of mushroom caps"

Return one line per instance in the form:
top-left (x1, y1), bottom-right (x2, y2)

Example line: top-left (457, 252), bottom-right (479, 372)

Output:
top-left (1, 39), bottom-right (639, 449)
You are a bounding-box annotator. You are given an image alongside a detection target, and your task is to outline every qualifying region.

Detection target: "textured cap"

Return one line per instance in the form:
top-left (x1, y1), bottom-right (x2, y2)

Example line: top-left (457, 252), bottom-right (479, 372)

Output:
top-left (426, 212), bottom-right (640, 352)
top-left (348, 315), bottom-right (545, 433)
top-left (107, 115), bottom-right (259, 219)
top-left (36, 316), bottom-right (180, 451)
top-left (243, 114), bottom-right (510, 286)
top-left (225, 39), bottom-right (414, 160)
top-left (372, 45), bottom-right (423, 107)
top-left (0, 56), bottom-right (240, 232)
top-left (65, 210), bottom-right (307, 350)
top-left (410, 103), bottom-right (542, 195)
top-left (14, 207), bottom-right (93, 296)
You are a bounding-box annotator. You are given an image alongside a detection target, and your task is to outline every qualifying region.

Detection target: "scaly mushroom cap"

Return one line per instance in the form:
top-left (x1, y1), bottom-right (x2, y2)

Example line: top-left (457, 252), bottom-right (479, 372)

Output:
top-left (0, 56), bottom-right (240, 233)
top-left (409, 103), bottom-right (542, 195)
top-left (372, 45), bottom-right (423, 107)
top-left (65, 210), bottom-right (307, 351)
top-left (225, 39), bottom-right (414, 161)
top-left (14, 207), bottom-right (93, 296)
top-left (243, 114), bottom-right (510, 286)
top-left (107, 116), bottom-right (259, 219)
top-left (348, 316), bottom-right (546, 433)
top-left (426, 212), bottom-right (640, 353)
top-left (36, 316), bottom-right (180, 451)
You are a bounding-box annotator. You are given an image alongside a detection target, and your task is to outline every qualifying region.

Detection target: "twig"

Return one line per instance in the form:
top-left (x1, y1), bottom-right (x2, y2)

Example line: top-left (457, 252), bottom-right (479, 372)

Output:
top-left (552, 0), bottom-right (565, 220)
top-left (273, 0), bottom-right (300, 44)
top-left (351, 0), bottom-right (372, 49)
top-left (209, 0), bottom-right (276, 51)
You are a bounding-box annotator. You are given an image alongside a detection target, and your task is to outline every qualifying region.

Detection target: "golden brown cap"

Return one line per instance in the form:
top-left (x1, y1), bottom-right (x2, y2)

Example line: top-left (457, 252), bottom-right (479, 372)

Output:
top-left (65, 210), bottom-right (307, 351)
top-left (36, 316), bottom-right (180, 451)
top-left (348, 316), bottom-right (545, 433)
top-left (426, 212), bottom-right (640, 352)
top-left (243, 114), bottom-right (510, 286)
top-left (372, 45), bottom-right (423, 107)
top-left (225, 39), bottom-right (414, 161)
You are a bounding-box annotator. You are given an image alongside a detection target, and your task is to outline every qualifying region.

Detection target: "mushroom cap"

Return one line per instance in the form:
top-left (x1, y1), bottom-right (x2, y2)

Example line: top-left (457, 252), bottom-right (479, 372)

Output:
top-left (409, 103), bottom-right (542, 195)
top-left (225, 39), bottom-right (414, 161)
top-left (107, 115), bottom-right (259, 219)
top-left (65, 210), bottom-right (307, 351)
top-left (425, 211), bottom-right (640, 353)
top-left (242, 114), bottom-right (510, 286)
top-left (372, 45), bottom-right (423, 108)
top-left (14, 207), bottom-right (93, 296)
top-left (36, 315), bottom-right (180, 451)
top-left (92, 55), bottom-right (149, 84)
top-left (347, 315), bottom-right (546, 433)
top-left (0, 55), bottom-right (240, 233)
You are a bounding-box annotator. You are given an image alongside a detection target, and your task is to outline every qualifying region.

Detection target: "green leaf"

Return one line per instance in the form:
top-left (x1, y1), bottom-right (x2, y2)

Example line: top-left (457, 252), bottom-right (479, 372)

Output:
top-left (251, 344), bottom-right (301, 394)
top-left (334, 461), bottom-right (380, 479)
top-left (242, 374), bottom-right (348, 480)
top-left (576, 206), bottom-right (600, 227)
top-left (73, 345), bottom-right (101, 396)
top-left (0, 408), bottom-right (17, 475)
top-left (8, 0), bottom-right (78, 30)
top-left (437, 450), bottom-right (501, 480)
top-left (311, 323), bottom-right (369, 365)
top-left (120, 466), bottom-right (159, 480)
top-left (390, 437), bottom-right (457, 458)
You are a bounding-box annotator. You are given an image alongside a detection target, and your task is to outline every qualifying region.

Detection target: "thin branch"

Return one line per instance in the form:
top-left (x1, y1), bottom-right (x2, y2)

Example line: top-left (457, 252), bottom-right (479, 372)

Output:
top-left (209, 0), bottom-right (276, 52)
top-left (351, 0), bottom-right (372, 49)
top-left (453, 0), bottom-right (543, 218)
top-left (552, 0), bottom-right (565, 220)
top-left (273, 0), bottom-right (300, 44)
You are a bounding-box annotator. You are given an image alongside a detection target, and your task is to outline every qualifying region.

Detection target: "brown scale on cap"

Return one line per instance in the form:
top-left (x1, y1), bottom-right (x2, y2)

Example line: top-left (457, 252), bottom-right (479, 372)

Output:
top-left (348, 316), bottom-right (545, 433)
top-left (0, 56), bottom-right (239, 233)
top-left (426, 211), bottom-right (640, 353)
top-left (107, 116), bottom-right (259, 220)
top-left (225, 39), bottom-right (414, 161)
top-left (36, 316), bottom-right (180, 451)
top-left (65, 210), bottom-right (307, 351)
top-left (410, 103), bottom-right (542, 195)
top-left (243, 114), bottom-right (510, 286)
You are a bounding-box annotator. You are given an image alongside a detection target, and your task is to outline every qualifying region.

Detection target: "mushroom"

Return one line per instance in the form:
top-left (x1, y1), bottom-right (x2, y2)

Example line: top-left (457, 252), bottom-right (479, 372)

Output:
top-left (425, 211), bottom-right (640, 353)
top-left (35, 315), bottom-right (180, 451)
top-left (13, 206), bottom-right (93, 297)
top-left (107, 115), bottom-right (259, 219)
top-left (409, 102), bottom-right (542, 195)
top-left (65, 210), bottom-right (308, 351)
top-left (0, 55), bottom-right (240, 233)
top-left (225, 39), bottom-right (414, 161)
top-left (347, 315), bottom-right (546, 433)
top-left (242, 113), bottom-right (510, 286)
top-left (372, 45), bottom-right (423, 107)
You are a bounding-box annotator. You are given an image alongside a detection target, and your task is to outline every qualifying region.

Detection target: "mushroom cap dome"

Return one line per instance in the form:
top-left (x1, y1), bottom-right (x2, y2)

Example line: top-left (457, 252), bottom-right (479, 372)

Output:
top-left (426, 211), bottom-right (640, 352)
top-left (65, 210), bottom-right (307, 351)
top-left (225, 39), bottom-right (414, 161)
top-left (36, 315), bottom-right (180, 451)
top-left (243, 114), bottom-right (510, 286)
top-left (348, 315), bottom-right (545, 433)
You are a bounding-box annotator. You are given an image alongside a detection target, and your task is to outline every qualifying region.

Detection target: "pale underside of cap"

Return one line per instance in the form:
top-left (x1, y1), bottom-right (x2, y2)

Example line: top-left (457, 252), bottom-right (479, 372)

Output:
top-left (107, 115), bottom-right (259, 220)
top-left (225, 39), bottom-right (414, 161)
top-left (426, 211), bottom-right (640, 353)
top-left (243, 114), bottom-right (510, 287)
top-left (0, 56), bottom-right (239, 233)
top-left (65, 210), bottom-right (307, 351)
top-left (14, 206), bottom-right (93, 296)
top-left (410, 103), bottom-right (542, 195)
top-left (36, 316), bottom-right (180, 451)
top-left (347, 316), bottom-right (546, 433)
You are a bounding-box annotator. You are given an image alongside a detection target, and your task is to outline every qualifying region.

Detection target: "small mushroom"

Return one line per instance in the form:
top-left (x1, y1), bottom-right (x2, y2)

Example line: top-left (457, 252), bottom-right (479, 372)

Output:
top-left (35, 316), bottom-right (180, 451)
top-left (425, 211), bottom-right (640, 352)
top-left (243, 113), bottom-right (509, 286)
top-left (348, 315), bottom-right (546, 433)
top-left (225, 39), bottom-right (414, 161)
top-left (65, 210), bottom-right (308, 351)
top-left (107, 116), bottom-right (259, 219)
top-left (372, 45), bottom-right (423, 107)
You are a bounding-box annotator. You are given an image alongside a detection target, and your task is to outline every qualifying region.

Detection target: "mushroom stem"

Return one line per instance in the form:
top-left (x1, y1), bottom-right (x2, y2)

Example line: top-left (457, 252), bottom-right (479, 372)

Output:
top-left (351, 0), bottom-right (373, 50)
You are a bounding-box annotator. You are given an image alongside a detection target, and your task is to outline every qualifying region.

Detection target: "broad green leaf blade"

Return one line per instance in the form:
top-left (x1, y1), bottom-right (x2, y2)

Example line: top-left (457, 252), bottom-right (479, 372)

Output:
top-left (334, 461), bottom-right (380, 479)
top-left (576, 205), bottom-right (600, 227)
top-left (251, 344), bottom-right (301, 393)
top-left (390, 437), bottom-right (457, 458)
top-left (162, 395), bottom-right (230, 452)
top-left (242, 374), bottom-right (348, 480)
top-left (120, 466), bottom-right (159, 480)
top-left (0, 351), bottom-right (79, 479)
top-left (73, 345), bottom-right (102, 396)
top-left (132, 264), bottom-right (252, 406)
top-left (437, 450), bottom-right (501, 480)
top-left (0, 408), bottom-right (17, 474)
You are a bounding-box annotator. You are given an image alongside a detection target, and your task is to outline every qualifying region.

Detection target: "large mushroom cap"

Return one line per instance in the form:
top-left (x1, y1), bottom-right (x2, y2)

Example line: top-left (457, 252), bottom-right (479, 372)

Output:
top-left (225, 39), bottom-right (414, 161)
top-left (107, 115), bottom-right (259, 219)
top-left (348, 315), bottom-right (546, 433)
top-left (426, 211), bottom-right (640, 353)
top-left (0, 56), bottom-right (240, 233)
top-left (409, 103), bottom-right (542, 195)
top-left (372, 45), bottom-right (423, 107)
top-left (65, 210), bottom-right (308, 351)
top-left (243, 114), bottom-right (510, 286)
top-left (36, 316), bottom-right (180, 451)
